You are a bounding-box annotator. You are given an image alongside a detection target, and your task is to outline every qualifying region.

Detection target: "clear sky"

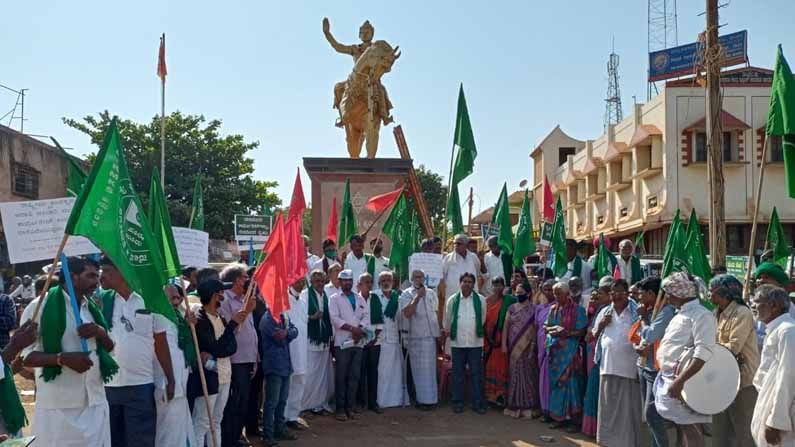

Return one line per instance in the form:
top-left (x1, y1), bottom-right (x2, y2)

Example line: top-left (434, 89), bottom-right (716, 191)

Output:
top-left (2, 1), bottom-right (793, 216)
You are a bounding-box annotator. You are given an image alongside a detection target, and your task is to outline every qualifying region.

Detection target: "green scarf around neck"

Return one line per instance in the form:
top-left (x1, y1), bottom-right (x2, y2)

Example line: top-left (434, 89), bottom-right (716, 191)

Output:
top-left (382, 290), bottom-right (400, 320)
top-left (40, 286), bottom-right (119, 383)
top-left (0, 362), bottom-right (27, 434)
top-left (630, 255), bottom-right (643, 284)
top-left (495, 294), bottom-right (517, 331)
top-left (307, 287), bottom-right (333, 346)
top-left (450, 291), bottom-right (484, 340)
top-left (175, 311), bottom-right (197, 367)
top-left (369, 293), bottom-right (384, 325)
top-left (571, 256), bottom-right (583, 278)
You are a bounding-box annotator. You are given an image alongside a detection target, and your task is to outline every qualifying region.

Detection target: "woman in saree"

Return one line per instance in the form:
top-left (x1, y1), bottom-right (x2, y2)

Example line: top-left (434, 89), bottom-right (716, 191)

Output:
top-left (534, 277), bottom-right (555, 421)
top-left (483, 277), bottom-right (516, 406)
top-left (502, 279), bottom-right (538, 418)
top-left (581, 277), bottom-right (614, 437)
top-left (544, 281), bottom-right (588, 432)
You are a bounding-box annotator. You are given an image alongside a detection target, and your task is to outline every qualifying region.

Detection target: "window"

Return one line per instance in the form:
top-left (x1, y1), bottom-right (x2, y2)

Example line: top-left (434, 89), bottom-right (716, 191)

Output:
top-left (727, 225), bottom-right (746, 254)
top-left (694, 131), bottom-right (734, 162)
top-left (770, 136), bottom-right (785, 162)
top-left (11, 163), bottom-right (39, 199)
top-left (558, 147), bottom-right (576, 167)
top-left (723, 131), bottom-right (733, 162)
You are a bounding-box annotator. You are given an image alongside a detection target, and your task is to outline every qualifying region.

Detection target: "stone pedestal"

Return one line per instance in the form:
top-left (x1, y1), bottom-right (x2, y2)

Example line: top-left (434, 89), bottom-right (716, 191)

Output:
top-left (303, 157), bottom-right (412, 254)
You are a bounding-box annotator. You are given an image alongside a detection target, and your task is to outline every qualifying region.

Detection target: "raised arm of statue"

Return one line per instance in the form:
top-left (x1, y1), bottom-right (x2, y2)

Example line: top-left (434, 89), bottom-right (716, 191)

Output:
top-left (322, 17), bottom-right (355, 56)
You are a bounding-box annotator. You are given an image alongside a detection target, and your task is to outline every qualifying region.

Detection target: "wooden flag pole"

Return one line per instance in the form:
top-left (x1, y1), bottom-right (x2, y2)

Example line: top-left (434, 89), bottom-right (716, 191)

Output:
top-left (744, 136), bottom-right (770, 299)
top-left (30, 234), bottom-right (70, 321)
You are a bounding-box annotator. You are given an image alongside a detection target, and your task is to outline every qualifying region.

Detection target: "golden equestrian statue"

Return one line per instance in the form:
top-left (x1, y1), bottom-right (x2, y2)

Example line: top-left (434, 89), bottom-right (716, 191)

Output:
top-left (323, 17), bottom-right (400, 159)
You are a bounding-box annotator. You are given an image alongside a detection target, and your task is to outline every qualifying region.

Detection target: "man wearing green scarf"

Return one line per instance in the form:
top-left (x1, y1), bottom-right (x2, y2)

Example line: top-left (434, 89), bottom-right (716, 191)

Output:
top-left (301, 270), bottom-right (335, 415)
top-left (20, 256), bottom-right (115, 446)
top-left (443, 272), bottom-right (487, 414)
top-left (374, 270), bottom-right (406, 409)
top-left (356, 273), bottom-right (383, 414)
top-left (615, 240), bottom-right (645, 286)
top-left (560, 239), bottom-right (594, 297)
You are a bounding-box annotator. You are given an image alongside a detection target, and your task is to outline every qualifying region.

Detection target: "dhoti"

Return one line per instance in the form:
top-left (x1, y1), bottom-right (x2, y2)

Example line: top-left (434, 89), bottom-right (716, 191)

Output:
top-left (378, 342), bottom-right (409, 408)
top-left (286, 373), bottom-right (305, 421)
top-left (597, 375), bottom-right (642, 446)
top-left (156, 396), bottom-right (196, 447)
top-left (407, 337), bottom-right (438, 405)
top-left (33, 402), bottom-right (111, 447)
top-left (301, 348), bottom-right (334, 411)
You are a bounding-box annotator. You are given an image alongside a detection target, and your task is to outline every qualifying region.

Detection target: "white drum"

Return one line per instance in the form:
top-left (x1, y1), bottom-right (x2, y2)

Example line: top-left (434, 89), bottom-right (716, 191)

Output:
top-left (679, 344), bottom-right (741, 415)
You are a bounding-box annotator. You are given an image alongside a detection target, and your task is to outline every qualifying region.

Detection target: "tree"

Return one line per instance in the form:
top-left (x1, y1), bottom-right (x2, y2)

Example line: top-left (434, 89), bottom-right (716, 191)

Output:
top-left (64, 111), bottom-right (281, 239)
top-left (412, 165), bottom-right (448, 235)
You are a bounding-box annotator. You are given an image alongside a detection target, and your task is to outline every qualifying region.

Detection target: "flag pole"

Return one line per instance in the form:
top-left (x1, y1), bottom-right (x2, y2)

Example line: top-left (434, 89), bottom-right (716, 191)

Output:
top-left (443, 140), bottom-right (456, 247)
top-left (30, 234), bottom-right (70, 321)
top-left (743, 136), bottom-right (770, 299)
top-left (160, 33), bottom-right (166, 188)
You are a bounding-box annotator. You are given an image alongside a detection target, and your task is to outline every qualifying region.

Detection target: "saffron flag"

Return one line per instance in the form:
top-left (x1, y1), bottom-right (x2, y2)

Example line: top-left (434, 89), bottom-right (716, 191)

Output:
top-left (365, 187), bottom-right (404, 213)
top-left (550, 197), bottom-right (568, 278)
top-left (157, 34), bottom-right (167, 82)
top-left (285, 170), bottom-right (308, 284)
top-left (189, 176), bottom-right (204, 231)
top-left (253, 213), bottom-right (290, 317)
top-left (64, 118), bottom-right (176, 323)
top-left (148, 168), bottom-right (181, 279)
top-left (766, 207), bottom-right (790, 268)
top-left (512, 190), bottom-right (535, 267)
top-left (337, 179), bottom-right (358, 246)
top-left (767, 45), bottom-right (795, 198)
top-left (326, 196), bottom-right (338, 243)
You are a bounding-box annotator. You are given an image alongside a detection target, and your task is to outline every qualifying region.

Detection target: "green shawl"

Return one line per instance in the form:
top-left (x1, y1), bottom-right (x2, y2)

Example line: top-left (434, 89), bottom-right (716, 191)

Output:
top-left (382, 290), bottom-right (400, 320)
top-left (369, 293), bottom-right (384, 325)
top-left (495, 294), bottom-right (517, 331)
top-left (571, 255), bottom-right (583, 278)
top-left (41, 286), bottom-right (119, 383)
top-left (0, 362), bottom-right (27, 434)
top-left (450, 292), bottom-right (484, 340)
top-left (630, 255), bottom-right (643, 284)
top-left (307, 287), bottom-right (333, 346)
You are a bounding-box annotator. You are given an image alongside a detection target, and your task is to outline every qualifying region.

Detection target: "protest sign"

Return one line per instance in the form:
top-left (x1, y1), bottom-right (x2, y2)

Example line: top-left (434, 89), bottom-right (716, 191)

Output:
top-left (0, 197), bottom-right (98, 264)
top-left (173, 227), bottom-right (210, 268)
top-left (408, 252), bottom-right (443, 288)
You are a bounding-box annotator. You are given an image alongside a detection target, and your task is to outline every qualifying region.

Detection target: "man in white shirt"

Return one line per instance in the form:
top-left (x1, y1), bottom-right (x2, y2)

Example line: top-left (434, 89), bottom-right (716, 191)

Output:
top-left (285, 277), bottom-right (309, 429)
top-left (300, 270), bottom-right (335, 415)
top-left (615, 239), bottom-right (644, 285)
top-left (654, 272), bottom-right (717, 447)
top-left (399, 270), bottom-right (441, 410)
top-left (440, 234), bottom-right (481, 318)
top-left (370, 238), bottom-right (390, 279)
top-left (481, 236), bottom-right (506, 296)
top-left (99, 256), bottom-right (174, 447)
top-left (305, 236), bottom-right (321, 282)
top-left (374, 271), bottom-right (407, 409)
top-left (343, 235), bottom-right (372, 292)
top-left (752, 285), bottom-right (795, 447)
top-left (311, 239), bottom-right (338, 275)
top-left (21, 256), bottom-right (115, 446)
top-left (559, 239), bottom-right (593, 297)
top-left (9, 275), bottom-right (35, 311)
top-left (591, 278), bottom-right (641, 446)
top-left (443, 272), bottom-right (487, 414)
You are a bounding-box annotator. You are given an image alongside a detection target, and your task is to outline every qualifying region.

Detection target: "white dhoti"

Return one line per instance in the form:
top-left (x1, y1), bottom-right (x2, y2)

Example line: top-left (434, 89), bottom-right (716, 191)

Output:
top-left (378, 342), bottom-right (408, 408)
top-left (654, 373), bottom-right (711, 425)
top-left (156, 396), bottom-right (196, 447)
top-left (32, 402), bottom-right (111, 447)
top-left (302, 348), bottom-right (334, 411)
top-left (597, 375), bottom-right (642, 446)
top-left (408, 337), bottom-right (438, 405)
top-left (286, 373), bottom-right (306, 421)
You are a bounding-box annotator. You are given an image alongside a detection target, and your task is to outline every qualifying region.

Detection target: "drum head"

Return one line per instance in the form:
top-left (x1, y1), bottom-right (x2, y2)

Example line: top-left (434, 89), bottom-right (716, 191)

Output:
top-left (681, 344), bottom-right (740, 415)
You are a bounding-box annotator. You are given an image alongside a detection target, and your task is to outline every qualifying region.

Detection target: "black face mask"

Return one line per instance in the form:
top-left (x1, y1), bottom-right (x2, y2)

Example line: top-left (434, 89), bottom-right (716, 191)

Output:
top-left (517, 294), bottom-right (529, 303)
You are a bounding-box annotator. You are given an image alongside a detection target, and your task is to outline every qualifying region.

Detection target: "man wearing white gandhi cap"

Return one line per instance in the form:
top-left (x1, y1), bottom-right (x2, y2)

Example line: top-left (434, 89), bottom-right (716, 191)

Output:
top-left (654, 271), bottom-right (717, 447)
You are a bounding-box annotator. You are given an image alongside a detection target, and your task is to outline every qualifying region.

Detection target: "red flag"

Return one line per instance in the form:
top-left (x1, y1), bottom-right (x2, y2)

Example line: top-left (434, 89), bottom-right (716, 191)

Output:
top-left (613, 263), bottom-right (622, 280)
top-left (157, 34), bottom-right (167, 82)
top-left (287, 168), bottom-right (306, 221)
top-left (364, 187), bottom-right (403, 213)
top-left (326, 197), bottom-right (338, 243)
top-left (543, 175), bottom-right (555, 223)
top-left (253, 213), bottom-right (290, 316)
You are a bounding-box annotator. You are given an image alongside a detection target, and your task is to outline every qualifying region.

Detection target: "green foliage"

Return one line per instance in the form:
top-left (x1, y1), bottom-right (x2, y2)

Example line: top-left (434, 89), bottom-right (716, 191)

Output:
top-left (63, 111), bottom-right (281, 239)
top-left (412, 165), bottom-right (448, 235)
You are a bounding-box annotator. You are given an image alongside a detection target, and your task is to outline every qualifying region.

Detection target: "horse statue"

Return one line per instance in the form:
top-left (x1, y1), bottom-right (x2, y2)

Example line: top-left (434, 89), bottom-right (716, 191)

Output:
top-left (336, 40), bottom-right (400, 158)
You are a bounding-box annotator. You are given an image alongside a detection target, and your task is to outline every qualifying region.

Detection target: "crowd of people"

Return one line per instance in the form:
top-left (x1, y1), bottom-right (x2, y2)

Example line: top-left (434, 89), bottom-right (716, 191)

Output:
top-left (0, 233), bottom-right (795, 447)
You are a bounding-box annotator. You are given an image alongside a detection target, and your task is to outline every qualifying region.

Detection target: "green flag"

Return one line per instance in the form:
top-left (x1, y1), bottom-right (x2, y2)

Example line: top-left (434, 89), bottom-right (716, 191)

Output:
top-left (684, 210), bottom-right (712, 283)
top-left (67, 158), bottom-right (87, 197)
top-left (384, 193), bottom-right (411, 280)
top-left (661, 209), bottom-right (688, 278)
top-left (494, 183), bottom-right (513, 255)
top-left (491, 183), bottom-right (507, 226)
top-left (64, 118), bottom-right (176, 324)
top-left (189, 175), bottom-right (204, 231)
top-left (767, 45), bottom-right (795, 198)
top-left (148, 168), bottom-right (182, 279)
top-left (446, 185), bottom-right (465, 235)
top-left (550, 197), bottom-right (568, 277)
top-left (337, 178), bottom-right (358, 247)
top-left (410, 209), bottom-right (422, 253)
top-left (634, 230), bottom-right (645, 256)
top-left (446, 85), bottom-right (477, 233)
top-left (595, 233), bottom-right (616, 280)
top-left (513, 190), bottom-right (535, 267)
top-left (766, 207), bottom-right (790, 268)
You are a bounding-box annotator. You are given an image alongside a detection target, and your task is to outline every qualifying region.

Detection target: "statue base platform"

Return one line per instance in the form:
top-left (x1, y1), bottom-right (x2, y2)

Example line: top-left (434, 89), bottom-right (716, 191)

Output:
top-left (303, 157), bottom-right (413, 254)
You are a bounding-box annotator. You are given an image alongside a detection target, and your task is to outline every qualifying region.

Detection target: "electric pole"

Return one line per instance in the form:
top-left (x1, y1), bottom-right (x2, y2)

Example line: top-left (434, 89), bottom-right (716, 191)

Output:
top-left (705, 0), bottom-right (726, 267)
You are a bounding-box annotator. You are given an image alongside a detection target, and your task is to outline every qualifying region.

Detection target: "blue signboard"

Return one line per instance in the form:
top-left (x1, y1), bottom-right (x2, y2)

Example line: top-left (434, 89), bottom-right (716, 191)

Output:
top-left (649, 30), bottom-right (748, 82)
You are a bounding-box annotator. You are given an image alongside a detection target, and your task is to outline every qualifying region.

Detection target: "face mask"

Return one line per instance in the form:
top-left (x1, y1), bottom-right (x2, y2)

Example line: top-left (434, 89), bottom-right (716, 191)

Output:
top-left (324, 249), bottom-right (337, 259)
top-left (517, 294), bottom-right (529, 303)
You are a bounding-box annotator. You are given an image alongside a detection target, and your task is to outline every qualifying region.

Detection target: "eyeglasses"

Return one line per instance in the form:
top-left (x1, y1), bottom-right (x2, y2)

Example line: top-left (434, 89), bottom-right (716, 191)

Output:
top-left (120, 315), bottom-right (134, 332)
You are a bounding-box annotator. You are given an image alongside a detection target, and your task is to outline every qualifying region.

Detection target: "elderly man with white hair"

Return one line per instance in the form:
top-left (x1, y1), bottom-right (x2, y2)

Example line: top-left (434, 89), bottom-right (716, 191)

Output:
top-left (654, 272), bottom-right (717, 447)
top-left (751, 284), bottom-right (795, 447)
top-left (399, 269), bottom-right (441, 411)
top-left (440, 234), bottom-right (481, 313)
top-left (300, 270), bottom-right (335, 415)
top-left (615, 239), bottom-right (644, 285)
top-left (374, 270), bottom-right (407, 408)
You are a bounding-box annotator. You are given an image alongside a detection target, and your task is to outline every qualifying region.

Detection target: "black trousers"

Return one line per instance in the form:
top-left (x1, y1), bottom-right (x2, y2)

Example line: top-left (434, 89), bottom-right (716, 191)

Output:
top-left (245, 363), bottom-right (264, 435)
top-left (357, 344), bottom-right (381, 409)
top-left (222, 363), bottom-right (254, 446)
top-left (106, 383), bottom-right (156, 447)
top-left (334, 347), bottom-right (363, 413)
